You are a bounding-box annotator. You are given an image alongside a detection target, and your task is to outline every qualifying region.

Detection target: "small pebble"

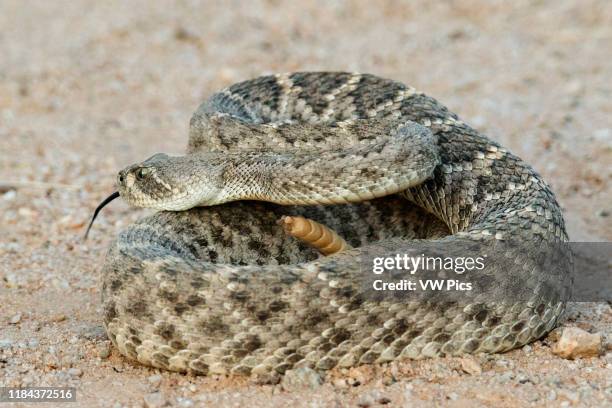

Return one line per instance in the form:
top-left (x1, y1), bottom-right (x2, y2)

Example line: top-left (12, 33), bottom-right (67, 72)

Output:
top-left (552, 327), bottom-right (603, 359)
top-left (593, 128), bottom-right (610, 141)
top-left (45, 354), bottom-right (60, 369)
top-left (9, 313), bottom-right (22, 324)
top-left (2, 190), bottom-right (16, 200)
top-left (359, 390), bottom-right (391, 405)
top-left (332, 378), bottom-right (348, 388)
top-left (381, 374), bottom-right (395, 386)
top-left (460, 357), bottom-right (482, 375)
top-left (148, 374), bottom-right (163, 388)
top-left (98, 343), bottom-right (111, 359)
top-left (357, 393), bottom-right (374, 407)
top-left (558, 389), bottom-right (579, 403)
top-left (176, 397), bottom-right (194, 407)
top-left (546, 328), bottom-right (563, 343)
top-left (0, 339), bottom-right (13, 349)
top-left (527, 392), bottom-right (540, 402)
top-left (404, 384), bottom-right (414, 402)
top-left (143, 392), bottom-right (167, 408)
top-left (18, 207), bottom-right (37, 218)
top-left (498, 371), bottom-right (514, 383)
top-left (79, 325), bottom-right (107, 341)
top-left (517, 373), bottom-right (531, 384)
top-left (50, 314), bottom-right (67, 323)
top-left (68, 368), bottom-right (83, 377)
top-left (347, 370), bottom-right (369, 387)
top-left (281, 367), bottom-right (323, 392)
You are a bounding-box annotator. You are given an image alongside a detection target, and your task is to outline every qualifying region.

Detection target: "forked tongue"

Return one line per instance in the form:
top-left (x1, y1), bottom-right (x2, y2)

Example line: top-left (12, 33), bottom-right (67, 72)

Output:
top-left (84, 191), bottom-right (120, 240)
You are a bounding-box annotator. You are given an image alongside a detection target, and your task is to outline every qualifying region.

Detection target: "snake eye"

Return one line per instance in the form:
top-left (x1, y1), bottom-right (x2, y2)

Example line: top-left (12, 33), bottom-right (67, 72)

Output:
top-left (135, 167), bottom-right (151, 180)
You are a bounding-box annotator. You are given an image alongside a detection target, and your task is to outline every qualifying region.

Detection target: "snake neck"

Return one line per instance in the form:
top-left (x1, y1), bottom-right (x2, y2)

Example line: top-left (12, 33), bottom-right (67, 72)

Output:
top-left (216, 155), bottom-right (278, 204)
top-left (207, 122), bottom-right (440, 207)
top-left (214, 138), bottom-right (439, 206)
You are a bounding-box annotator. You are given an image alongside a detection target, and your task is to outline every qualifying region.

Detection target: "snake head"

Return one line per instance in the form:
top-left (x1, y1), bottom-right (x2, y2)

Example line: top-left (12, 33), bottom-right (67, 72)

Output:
top-left (117, 152), bottom-right (226, 211)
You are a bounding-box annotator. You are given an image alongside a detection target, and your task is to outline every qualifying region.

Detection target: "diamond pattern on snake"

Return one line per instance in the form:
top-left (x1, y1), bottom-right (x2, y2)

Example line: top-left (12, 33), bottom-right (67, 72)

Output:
top-left (92, 72), bottom-right (571, 377)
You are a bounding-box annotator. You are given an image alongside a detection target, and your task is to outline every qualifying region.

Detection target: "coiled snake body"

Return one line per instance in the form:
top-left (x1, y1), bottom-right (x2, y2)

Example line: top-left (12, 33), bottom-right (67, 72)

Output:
top-left (101, 72), bottom-right (571, 377)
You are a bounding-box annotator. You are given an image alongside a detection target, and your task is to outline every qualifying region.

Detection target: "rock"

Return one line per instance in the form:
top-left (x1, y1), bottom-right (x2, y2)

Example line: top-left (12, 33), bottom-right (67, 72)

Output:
top-left (50, 314), bottom-right (67, 323)
top-left (527, 392), bottom-right (540, 403)
top-left (174, 27), bottom-right (199, 43)
top-left (18, 207), bottom-right (37, 218)
top-left (0, 339), bottom-right (13, 349)
top-left (148, 374), bottom-right (163, 388)
top-left (593, 128), bottom-right (610, 141)
top-left (251, 372), bottom-right (281, 385)
top-left (98, 343), bottom-right (111, 359)
top-left (494, 358), bottom-right (514, 369)
top-left (431, 362), bottom-right (453, 378)
top-left (357, 390), bottom-right (390, 406)
top-left (176, 397), bottom-right (194, 407)
top-left (497, 371), bottom-right (514, 383)
top-left (357, 395), bottom-right (374, 408)
top-left (403, 383), bottom-right (414, 403)
top-left (68, 368), bottom-right (83, 377)
top-left (45, 354), bottom-right (60, 369)
top-left (281, 367), bottom-right (323, 391)
top-left (558, 389), bottom-right (579, 403)
top-left (143, 392), bottom-right (168, 408)
top-left (460, 357), bottom-right (482, 375)
top-left (546, 327), bottom-right (564, 343)
top-left (376, 395), bottom-right (391, 405)
top-left (552, 327), bottom-right (603, 359)
top-left (1, 190), bottom-right (16, 200)
top-left (9, 313), bottom-right (22, 324)
top-left (357, 393), bottom-right (374, 407)
top-left (332, 378), bottom-right (348, 388)
top-left (516, 373), bottom-right (531, 384)
top-left (381, 374), bottom-right (395, 386)
top-left (79, 325), bottom-right (106, 341)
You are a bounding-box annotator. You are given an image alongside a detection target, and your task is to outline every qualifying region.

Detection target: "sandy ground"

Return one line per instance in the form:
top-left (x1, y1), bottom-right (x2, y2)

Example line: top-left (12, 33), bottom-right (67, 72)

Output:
top-left (1, 0), bottom-right (611, 406)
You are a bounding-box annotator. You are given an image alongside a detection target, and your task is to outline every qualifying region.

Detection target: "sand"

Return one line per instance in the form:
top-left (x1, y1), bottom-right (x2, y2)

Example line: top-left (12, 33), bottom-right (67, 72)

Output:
top-left (1, 0), bottom-right (610, 406)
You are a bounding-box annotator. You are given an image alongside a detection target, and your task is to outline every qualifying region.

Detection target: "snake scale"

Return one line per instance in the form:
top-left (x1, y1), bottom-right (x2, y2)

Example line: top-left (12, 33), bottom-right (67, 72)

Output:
top-left (100, 72), bottom-right (572, 378)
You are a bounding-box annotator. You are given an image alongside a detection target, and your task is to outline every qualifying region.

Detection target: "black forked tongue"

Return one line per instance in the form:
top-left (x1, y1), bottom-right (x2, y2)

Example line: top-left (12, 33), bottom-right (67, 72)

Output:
top-left (84, 191), bottom-right (120, 240)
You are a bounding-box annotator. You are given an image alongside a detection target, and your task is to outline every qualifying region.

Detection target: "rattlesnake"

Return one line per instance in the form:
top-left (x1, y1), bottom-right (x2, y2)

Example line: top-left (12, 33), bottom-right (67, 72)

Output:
top-left (99, 72), bottom-right (571, 377)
